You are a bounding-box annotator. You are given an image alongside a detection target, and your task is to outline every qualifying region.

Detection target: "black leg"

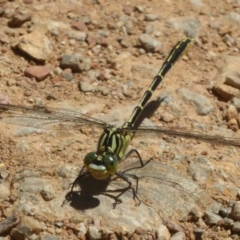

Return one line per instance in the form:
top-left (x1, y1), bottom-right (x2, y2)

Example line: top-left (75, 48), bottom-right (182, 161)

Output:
top-left (69, 166), bottom-right (89, 196)
top-left (112, 171), bottom-right (141, 208)
top-left (122, 148), bottom-right (145, 166)
top-left (62, 167), bottom-right (90, 206)
top-left (111, 149), bottom-right (152, 207)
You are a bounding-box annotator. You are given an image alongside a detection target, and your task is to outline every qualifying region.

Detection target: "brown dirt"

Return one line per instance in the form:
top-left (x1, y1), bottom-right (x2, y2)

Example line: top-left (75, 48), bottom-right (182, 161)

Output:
top-left (1, 0), bottom-right (240, 239)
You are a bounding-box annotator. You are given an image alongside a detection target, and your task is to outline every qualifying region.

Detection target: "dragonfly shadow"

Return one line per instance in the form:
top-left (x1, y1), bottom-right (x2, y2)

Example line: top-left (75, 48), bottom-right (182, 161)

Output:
top-left (66, 174), bottom-right (135, 210)
top-left (65, 158), bottom-right (151, 210)
top-left (134, 99), bottom-right (163, 128)
top-left (66, 175), bottom-right (109, 210)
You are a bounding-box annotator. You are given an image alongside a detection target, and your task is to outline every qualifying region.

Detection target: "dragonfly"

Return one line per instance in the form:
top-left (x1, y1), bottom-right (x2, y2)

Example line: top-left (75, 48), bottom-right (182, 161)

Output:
top-left (0, 38), bottom-right (239, 206)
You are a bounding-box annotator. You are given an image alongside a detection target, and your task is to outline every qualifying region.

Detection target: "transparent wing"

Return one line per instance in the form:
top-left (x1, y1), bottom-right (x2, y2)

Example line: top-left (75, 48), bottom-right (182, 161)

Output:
top-left (0, 103), bottom-right (106, 130)
top-left (131, 125), bottom-right (240, 148)
top-left (1, 103), bottom-right (239, 148)
top-left (109, 160), bottom-right (212, 219)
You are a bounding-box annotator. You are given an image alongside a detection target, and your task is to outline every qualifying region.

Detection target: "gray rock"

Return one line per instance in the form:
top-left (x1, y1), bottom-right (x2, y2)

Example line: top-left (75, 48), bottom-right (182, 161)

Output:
top-left (135, 6), bottom-right (144, 13)
top-left (233, 0), bottom-right (240, 5)
top-left (21, 216), bottom-right (44, 233)
top-left (61, 70), bottom-right (73, 81)
top-left (3, 8), bottom-right (15, 19)
top-left (88, 225), bottom-right (102, 240)
top-left (120, 36), bottom-right (130, 48)
top-left (225, 104), bottom-right (238, 121)
top-left (138, 48), bottom-right (146, 55)
top-left (53, 67), bottom-right (62, 75)
top-left (79, 82), bottom-right (96, 92)
top-left (228, 12), bottom-right (240, 23)
top-left (171, 231), bottom-right (185, 240)
top-left (97, 30), bottom-right (109, 38)
top-left (221, 218), bottom-right (234, 228)
top-left (57, 164), bottom-right (79, 179)
top-left (11, 224), bottom-right (31, 240)
top-left (98, 86), bottom-right (109, 96)
top-left (204, 211), bottom-right (222, 226)
top-left (78, 222), bottom-right (87, 235)
top-left (0, 169), bottom-right (9, 179)
top-left (124, 19), bottom-right (134, 35)
top-left (131, 64), bottom-right (157, 78)
top-left (230, 97), bottom-right (240, 109)
top-left (144, 24), bottom-right (154, 34)
top-left (156, 224), bottom-right (171, 239)
top-left (144, 14), bottom-right (159, 21)
top-left (166, 17), bottom-right (201, 38)
top-left (60, 53), bottom-right (91, 72)
top-left (193, 228), bottom-right (204, 240)
top-left (232, 222), bottom-right (240, 232)
top-left (67, 12), bottom-right (78, 19)
top-left (176, 88), bottom-right (214, 115)
top-left (159, 111), bottom-right (175, 122)
top-left (18, 177), bottom-right (44, 193)
top-left (219, 207), bottom-right (232, 218)
top-left (159, 94), bottom-right (186, 118)
top-left (7, 78), bottom-right (16, 86)
top-left (67, 31), bottom-right (86, 41)
top-left (9, 160), bottom-right (212, 232)
top-left (54, 221), bottom-right (63, 227)
top-left (172, 154), bottom-right (187, 163)
top-left (0, 184), bottom-right (10, 199)
top-left (41, 185), bottom-right (55, 201)
top-left (230, 201), bottom-right (240, 220)
top-left (14, 127), bottom-right (44, 137)
top-left (138, 34), bottom-right (162, 53)
top-left (225, 72), bottom-right (240, 89)
top-left (12, 170), bottom-right (41, 184)
top-left (223, 34), bottom-right (235, 47)
top-left (189, 207), bottom-right (204, 221)
top-left (191, 122), bottom-right (236, 138)
top-left (188, 159), bottom-right (212, 185)
top-left (190, 0), bottom-right (203, 7)
top-left (46, 93), bottom-right (58, 100)
top-left (37, 235), bottom-right (61, 240)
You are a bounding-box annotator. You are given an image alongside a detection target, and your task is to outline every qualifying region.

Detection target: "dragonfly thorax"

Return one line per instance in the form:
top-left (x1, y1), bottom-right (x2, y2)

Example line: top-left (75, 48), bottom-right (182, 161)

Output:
top-left (84, 151), bottom-right (118, 180)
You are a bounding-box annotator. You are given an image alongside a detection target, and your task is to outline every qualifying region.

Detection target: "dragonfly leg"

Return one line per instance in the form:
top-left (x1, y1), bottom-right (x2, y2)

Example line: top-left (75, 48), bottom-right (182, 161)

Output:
top-left (115, 171), bottom-right (132, 188)
top-left (113, 171), bottom-right (141, 208)
top-left (69, 166), bottom-right (89, 196)
top-left (115, 149), bottom-right (153, 207)
top-left (123, 148), bottom-right (144, 166)
top-left (62, 169), bottom-right (89, 206)
top-left (123, 148), bottom-right (153, 169)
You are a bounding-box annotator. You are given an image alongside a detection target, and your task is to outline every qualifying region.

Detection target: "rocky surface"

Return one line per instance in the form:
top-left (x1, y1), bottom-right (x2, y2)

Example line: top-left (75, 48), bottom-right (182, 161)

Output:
top-left (0, 0), bottom-right (240, 239)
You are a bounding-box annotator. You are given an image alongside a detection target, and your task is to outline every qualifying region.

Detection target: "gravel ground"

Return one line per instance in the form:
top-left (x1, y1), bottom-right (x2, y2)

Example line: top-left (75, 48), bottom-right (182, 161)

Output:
top-left (1, 0), bottom-right (240, 239)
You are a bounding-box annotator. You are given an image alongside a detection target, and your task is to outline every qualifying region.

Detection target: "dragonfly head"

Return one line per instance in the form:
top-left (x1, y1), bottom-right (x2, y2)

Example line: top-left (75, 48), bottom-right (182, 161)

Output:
top-left (84, 152), bottom-right (118, 180)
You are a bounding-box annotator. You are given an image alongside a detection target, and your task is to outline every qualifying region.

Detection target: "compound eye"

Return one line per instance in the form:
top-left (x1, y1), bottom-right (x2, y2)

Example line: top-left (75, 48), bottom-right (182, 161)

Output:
top-left (102, 155), bottom-right (118, 174)
top-left (84, 152), bottom-right (97, 167)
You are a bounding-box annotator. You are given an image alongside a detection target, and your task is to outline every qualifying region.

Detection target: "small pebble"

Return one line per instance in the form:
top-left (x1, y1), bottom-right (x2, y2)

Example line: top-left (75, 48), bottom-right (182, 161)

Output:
top-left (204, 211), bottom-right (222, 226)
top-left (230, 201), bottom-right (240, 221)
top-left (144, 13), bottom-right (159, 21)
top-left (79, 81), bottom-right (96, 92)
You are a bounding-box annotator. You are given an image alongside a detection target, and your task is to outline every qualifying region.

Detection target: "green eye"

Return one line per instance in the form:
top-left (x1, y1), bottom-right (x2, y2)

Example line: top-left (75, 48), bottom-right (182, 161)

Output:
top-left (84, 152), bottom-right (97, 167)
top-left (102, 155), bottom-right (118, 174)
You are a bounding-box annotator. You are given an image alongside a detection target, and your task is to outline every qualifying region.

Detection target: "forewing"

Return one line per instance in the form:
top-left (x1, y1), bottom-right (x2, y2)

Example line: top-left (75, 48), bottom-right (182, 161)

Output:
top-left (0, 104), bottom-right (106, 130)
top-left (112, 160), bottom-right (212, 218)
top-left (132, 125), bottom-right (240, 148)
